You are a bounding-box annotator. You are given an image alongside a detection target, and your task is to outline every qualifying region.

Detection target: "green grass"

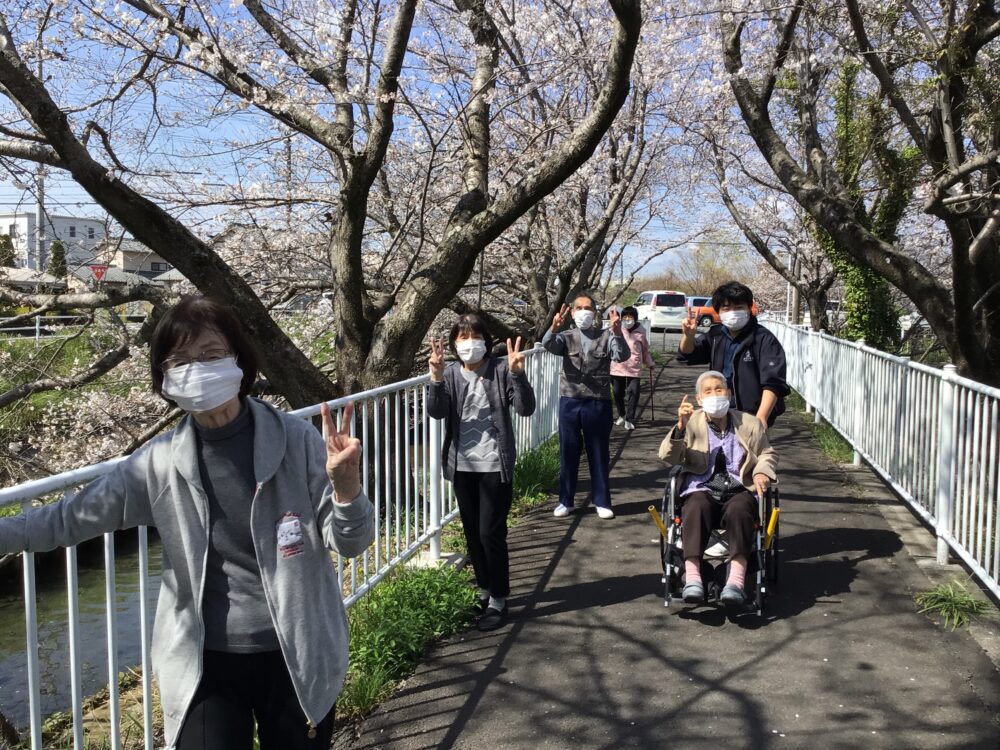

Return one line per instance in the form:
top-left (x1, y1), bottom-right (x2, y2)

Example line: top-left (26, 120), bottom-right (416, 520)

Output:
top-left (786, 390), bottom-right (855, 464)
top-left (915, 580), bottom-right (990, 631)
top-left (339, 564), bottom-right (478, 716)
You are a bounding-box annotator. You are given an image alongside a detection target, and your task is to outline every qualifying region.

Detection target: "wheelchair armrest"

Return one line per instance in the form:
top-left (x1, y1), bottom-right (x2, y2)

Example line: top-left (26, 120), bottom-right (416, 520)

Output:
top-left (667, 464), bottom-right (685, 479)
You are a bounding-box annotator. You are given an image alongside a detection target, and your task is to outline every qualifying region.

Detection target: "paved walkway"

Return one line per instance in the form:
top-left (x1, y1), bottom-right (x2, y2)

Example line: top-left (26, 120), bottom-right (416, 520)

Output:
top-left (338, 354), bottom-right (1000, 750)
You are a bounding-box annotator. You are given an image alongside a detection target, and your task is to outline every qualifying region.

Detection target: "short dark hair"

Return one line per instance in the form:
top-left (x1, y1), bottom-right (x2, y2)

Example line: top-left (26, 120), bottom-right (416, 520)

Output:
top-left (711, 281), bottom-right (754, 311)
top-left (572, 291), bottom-right (598, 310)
top-left (621, 305), bottom-right (639, 319)
top-left (448, 313), bottom-right (494, 358)
top-left (149, 295), bottom-right (260, 403)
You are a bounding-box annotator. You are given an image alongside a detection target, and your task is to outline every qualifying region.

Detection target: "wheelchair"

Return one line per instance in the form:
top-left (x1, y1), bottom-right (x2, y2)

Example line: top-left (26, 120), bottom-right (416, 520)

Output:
top-left (650, 465), bottom-right (780, 615)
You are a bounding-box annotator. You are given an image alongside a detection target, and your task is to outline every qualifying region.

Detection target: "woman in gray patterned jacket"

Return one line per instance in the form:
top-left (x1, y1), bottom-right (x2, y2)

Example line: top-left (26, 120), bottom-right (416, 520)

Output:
top-left (428, 314), bottom-right (536, 630)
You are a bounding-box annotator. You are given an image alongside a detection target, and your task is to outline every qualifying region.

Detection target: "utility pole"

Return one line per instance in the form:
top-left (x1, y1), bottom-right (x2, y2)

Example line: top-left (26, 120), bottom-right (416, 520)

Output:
top-left (34, 55), bottom-right (46, 271)
top-left (284, 132), bottom-right (293, 230)
top-left (789, 253), bottom-right (802, 325)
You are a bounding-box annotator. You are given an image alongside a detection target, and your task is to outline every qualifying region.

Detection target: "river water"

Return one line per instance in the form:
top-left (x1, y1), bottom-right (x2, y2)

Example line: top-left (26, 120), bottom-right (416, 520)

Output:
top-left (0, 530), bottom-right (161, 730)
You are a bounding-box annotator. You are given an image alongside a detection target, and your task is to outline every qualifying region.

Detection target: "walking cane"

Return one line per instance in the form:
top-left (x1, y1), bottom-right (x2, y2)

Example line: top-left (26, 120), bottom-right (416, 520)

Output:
top-left (648, 369), bottom-right (656, 420)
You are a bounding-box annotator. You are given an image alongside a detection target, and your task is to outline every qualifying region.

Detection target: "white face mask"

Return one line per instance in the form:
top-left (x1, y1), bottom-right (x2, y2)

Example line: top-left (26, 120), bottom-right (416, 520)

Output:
top-left (162, 357), bottom-right (243, 413)
top-left (573, 310), bottom-right (595, 330)
top-left (720, 309), bottom-right (750, 330)
top-left (700, 395), bottom-right (731, 418)
top-left (455, 339), bottom-right (487, 364)
top-left (622, 319), bottom-right (636, 330)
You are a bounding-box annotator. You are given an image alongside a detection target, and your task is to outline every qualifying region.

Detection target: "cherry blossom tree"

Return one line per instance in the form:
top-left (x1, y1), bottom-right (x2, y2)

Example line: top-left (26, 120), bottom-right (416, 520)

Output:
top-left (718, 0), bottom-right (1000, 384)
top-left (0, 0), bottom-right (643, 406)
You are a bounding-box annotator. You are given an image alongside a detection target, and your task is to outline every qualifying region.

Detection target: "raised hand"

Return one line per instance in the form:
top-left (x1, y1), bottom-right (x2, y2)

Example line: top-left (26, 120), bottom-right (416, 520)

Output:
top-left (321, 401), bottom-right (362, 503)
top-left (428, 336), bottom-right (446, 381)
top-left (507, 336), bottom-right (525, 374)
top-left (609, 306), bottom-right (621, 335)
top-left (681, 308), bottom-right (698, 337)
top-left (677, 394), bottom-right (694, 431)
top-left (551, 304), bottom-right (569, 331)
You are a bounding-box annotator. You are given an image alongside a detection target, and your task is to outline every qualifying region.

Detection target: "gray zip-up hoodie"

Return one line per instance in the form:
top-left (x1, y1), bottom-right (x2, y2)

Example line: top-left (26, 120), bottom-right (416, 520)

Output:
top-left (0, 397), bottom-right (375, 748)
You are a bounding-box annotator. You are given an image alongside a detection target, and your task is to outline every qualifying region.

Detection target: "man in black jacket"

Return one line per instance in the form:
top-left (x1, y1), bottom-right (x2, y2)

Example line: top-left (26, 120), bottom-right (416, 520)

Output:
top-left (677, 281), bottom-right (789, 428)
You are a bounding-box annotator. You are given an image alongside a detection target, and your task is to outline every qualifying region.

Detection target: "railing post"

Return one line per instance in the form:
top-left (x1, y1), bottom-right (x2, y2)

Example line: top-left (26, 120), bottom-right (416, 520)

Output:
top-left (35, 315), bottom-right (41, 343)
top-left (428, 411), bottom-right (442, 562)
top-left (935, 364), bottom-right (958, 564)
top-left (813, 333), bottom-right (823, 424)
top-left (804, 330), bottom-right (818, 416)
top-left (852, 340), bottom-right (866, 466)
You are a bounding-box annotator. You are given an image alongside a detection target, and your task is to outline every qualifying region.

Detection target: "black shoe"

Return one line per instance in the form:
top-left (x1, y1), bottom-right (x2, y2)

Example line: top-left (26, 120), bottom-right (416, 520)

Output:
top-left (476, 605), bottom-right (509, 631)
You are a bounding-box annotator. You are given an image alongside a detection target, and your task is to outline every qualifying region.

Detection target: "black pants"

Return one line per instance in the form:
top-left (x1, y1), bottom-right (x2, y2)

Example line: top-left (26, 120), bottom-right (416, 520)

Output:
top-left (176, 650), bottom-right (336, 750)
top-left (611, 375), bottom-right (641, 422)
top-left (453, 471), bottom-right (513, 598)
top-left (681, 491), bottom-right (757, 560)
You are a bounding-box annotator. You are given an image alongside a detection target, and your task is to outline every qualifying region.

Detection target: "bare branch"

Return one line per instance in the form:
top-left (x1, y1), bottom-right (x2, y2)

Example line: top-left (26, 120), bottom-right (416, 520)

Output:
top-left (0, 139), bottom-right (65, 167)
top-left (761, 0), bottom-right (805, 107)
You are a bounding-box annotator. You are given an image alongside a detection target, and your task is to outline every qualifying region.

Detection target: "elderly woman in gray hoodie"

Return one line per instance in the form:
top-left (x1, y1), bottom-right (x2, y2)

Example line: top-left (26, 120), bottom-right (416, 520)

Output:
top-left (0, 296), bottom-right (374, 750)
top-left (428, 313), bottom-right (536, 631)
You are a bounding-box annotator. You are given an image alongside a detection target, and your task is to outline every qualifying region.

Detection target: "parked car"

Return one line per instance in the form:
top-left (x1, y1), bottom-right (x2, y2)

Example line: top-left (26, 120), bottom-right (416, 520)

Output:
top-left (633, 290), bottom-right (688, 331)
top-left (686, 295), bottom-right (759, 326)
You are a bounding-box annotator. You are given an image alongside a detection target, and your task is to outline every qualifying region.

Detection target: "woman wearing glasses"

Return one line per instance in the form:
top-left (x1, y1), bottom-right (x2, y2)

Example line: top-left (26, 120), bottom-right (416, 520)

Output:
top-left (0, 296), bottom-right (374, 750)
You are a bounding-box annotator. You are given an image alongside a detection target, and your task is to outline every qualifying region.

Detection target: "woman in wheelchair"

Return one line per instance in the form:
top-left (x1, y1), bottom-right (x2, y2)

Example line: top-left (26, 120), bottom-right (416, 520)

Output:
top-left (658, 370), bottom-right (777, 607)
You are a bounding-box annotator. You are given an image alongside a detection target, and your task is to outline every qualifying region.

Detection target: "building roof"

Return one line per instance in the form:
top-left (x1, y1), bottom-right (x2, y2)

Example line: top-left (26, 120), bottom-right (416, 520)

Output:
top-left (0, 266), bottom-right (67, 289)
top-left (69, 265), bottom-right (162, 286)
top-left (152, 268), bottom-right (186, 282)
top-left (97, 238), bottom-right (163, 257)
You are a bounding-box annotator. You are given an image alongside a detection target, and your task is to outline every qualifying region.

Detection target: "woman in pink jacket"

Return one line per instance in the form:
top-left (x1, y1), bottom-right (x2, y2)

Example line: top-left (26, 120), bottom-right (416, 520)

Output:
top-left (610, 305), bottom-right (656, 430)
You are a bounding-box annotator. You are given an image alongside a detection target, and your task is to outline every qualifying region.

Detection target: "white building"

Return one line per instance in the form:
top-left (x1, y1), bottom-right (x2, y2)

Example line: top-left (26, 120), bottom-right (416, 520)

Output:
top-left (0, 212), bottom-right (106, 271)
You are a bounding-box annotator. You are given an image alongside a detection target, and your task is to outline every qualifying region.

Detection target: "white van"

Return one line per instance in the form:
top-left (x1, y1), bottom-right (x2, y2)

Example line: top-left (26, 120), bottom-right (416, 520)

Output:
top-left (633, 290), bottom-right (688, 331)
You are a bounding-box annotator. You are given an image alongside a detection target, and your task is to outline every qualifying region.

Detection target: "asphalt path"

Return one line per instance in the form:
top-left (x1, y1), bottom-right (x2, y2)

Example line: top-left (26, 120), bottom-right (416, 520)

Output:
top-left (338, 335), bottom-right (1000, 750)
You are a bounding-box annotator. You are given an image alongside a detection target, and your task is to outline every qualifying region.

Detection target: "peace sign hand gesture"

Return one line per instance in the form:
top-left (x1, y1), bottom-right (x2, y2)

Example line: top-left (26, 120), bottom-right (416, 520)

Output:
top-left (551, 304), bottom-right (569, 332)
top-left (609, 306), bottom-right (622, 335)
top-left (428, 337), bottom-right (446, 382)
top-left (681, 308), bottom-right (698, 337)
top-left (507, 336), bottom-right (525, 374)
top-left (321, 401), bottom-right (362, 503)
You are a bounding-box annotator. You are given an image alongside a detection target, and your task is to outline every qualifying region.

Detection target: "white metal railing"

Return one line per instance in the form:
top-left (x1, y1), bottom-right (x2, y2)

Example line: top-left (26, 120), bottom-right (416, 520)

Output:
top-left (0, 345), bottom-right (561, 749)
top-left (0, 314), bottom-right (87, 342)
top-left (760, 317), bottom-right (1000, 601)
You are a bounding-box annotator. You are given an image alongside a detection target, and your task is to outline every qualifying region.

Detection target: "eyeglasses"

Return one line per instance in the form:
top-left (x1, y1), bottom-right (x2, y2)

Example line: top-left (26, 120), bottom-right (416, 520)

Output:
top-left (160, 347), bottom-right (233, 372)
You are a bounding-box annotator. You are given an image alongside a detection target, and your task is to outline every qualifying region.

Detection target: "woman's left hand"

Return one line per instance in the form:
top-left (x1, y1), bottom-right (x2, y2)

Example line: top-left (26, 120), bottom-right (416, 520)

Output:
top-left (753, 473), bottom-right (771, 496)
top-left (507, 336), bottom-right (525, 374)
top-left (321, 401), bottom-right (362, 503)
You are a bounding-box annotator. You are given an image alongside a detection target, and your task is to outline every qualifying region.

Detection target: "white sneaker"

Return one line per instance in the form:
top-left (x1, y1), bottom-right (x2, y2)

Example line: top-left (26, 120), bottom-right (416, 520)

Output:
top-left (615, 416), bottom-right (625, 426)
top-left (624, 421), bottom-right (635, 431)
top-left (596, 506), bottom-right (615, 519)
top-left (553, 504), bottom-right (573, 518)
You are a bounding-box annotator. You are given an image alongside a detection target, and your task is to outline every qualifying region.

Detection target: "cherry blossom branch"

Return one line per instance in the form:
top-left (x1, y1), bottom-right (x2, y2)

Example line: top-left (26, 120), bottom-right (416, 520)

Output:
top-left (760, 0), bottom-right (804, 107)
top-left (0, 309), bottom-right (158, 410)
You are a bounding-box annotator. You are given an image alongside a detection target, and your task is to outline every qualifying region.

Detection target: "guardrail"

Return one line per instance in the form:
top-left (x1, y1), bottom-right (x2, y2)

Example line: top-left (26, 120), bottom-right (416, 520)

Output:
top-left (0, 315), bottom-right (88, 342)
top-left (0, 345), bottom-right (562, 750)
top-left (760, 317), bottom-right (999, 602)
